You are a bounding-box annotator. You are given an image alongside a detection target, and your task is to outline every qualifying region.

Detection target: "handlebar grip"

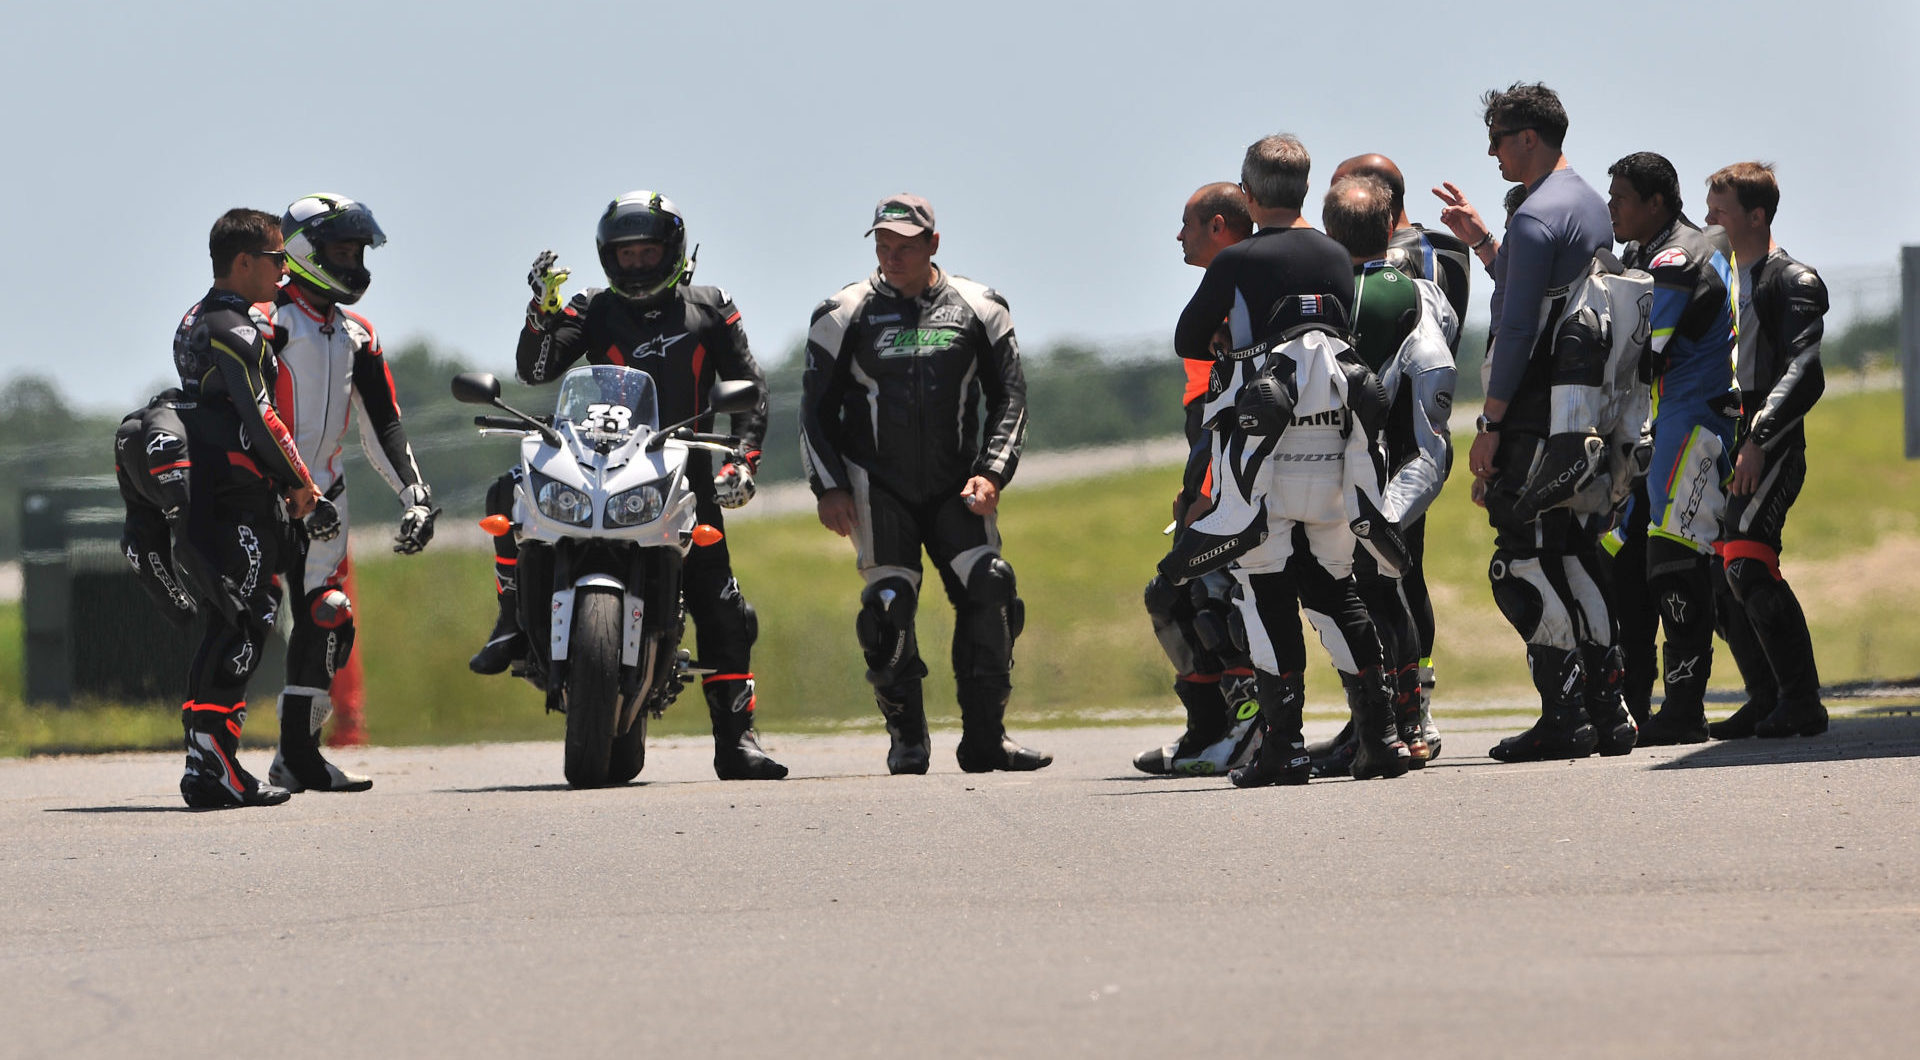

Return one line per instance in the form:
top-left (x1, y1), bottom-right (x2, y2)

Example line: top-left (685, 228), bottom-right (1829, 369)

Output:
top-left (683, 432), bottom-right (740, 446)
top-left (474, 415), bottom-right (528, 430)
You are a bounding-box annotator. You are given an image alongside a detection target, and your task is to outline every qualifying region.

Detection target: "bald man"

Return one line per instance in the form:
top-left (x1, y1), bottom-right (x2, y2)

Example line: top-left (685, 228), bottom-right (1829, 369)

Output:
top-left (1329, 153), bottom-right (1470, 746)
top-left (1135, 182), bottom-right (1260, 776)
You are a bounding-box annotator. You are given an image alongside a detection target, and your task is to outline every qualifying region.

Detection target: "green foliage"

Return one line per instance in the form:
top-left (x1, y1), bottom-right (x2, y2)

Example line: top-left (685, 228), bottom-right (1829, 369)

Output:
top-left (1823, 310), bottom-right (1897, 372)
top-left (0, 377), bottom-right (122, 558)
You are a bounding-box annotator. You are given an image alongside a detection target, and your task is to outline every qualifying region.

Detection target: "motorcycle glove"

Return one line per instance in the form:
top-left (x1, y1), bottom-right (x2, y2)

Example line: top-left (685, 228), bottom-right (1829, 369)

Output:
top-left (527, 250), bottom-right (571, 320)
top-left (395, 483), bottom-right (439, 554)
top-left (306, 497), bottom-right (343, 543)
top-left (714, 456), bottom-right (757, 510)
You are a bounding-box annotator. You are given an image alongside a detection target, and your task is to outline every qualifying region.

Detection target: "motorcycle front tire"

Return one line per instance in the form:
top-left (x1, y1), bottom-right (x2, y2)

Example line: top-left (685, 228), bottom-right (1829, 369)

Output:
top-left (563, 586), bottom-right (623, 788)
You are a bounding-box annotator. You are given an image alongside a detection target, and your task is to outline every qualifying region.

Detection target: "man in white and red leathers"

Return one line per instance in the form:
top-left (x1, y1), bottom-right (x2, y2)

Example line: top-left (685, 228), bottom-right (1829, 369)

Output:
top-left (264, 193), bottom-right (438, 792)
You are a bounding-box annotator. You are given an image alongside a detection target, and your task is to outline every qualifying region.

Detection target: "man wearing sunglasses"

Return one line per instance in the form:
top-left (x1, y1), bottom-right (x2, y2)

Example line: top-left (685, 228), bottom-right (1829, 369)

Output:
top-left (1455, 82), bottom-right (1626, 764)
top-left (165, 208), bottom-right (327, 808)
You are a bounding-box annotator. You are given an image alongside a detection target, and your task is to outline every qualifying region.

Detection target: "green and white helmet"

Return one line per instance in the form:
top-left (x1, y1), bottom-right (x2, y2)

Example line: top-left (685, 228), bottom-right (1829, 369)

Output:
top-left (597, 190), bottom-right (690, 304)
top-left (282, 193), bottom-right (386, 304)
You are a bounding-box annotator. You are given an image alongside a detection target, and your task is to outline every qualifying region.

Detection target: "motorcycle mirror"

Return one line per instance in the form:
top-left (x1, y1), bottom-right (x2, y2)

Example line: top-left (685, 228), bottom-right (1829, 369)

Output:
top-left (452, 372), bottom-right (502, 405)
top-left (707, 379), bottom-right (762, 416)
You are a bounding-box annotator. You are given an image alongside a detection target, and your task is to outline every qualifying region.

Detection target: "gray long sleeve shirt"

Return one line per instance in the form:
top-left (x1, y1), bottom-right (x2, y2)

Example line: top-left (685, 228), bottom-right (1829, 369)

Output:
top-left (1485, 168), bottom-right (1613, 405)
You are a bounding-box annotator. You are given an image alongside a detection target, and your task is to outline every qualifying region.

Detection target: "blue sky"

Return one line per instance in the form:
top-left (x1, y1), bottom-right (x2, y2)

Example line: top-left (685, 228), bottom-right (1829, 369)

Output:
top-left (2, 0), bottom-right (1913, 411)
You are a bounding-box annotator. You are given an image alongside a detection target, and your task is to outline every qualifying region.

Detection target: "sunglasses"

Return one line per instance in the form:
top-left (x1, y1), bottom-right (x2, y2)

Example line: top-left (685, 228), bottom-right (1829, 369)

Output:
top-left (251, 249), bottom-right (289, 264)
top-left (1488, 127), bottom-right (1533, 148)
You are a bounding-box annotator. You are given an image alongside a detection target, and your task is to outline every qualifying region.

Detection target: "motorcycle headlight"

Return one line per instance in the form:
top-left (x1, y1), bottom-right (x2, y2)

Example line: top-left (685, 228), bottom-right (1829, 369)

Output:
top-left (605, 482), bottom-right (666, 527)
top-left (534, 477), bottom-right (594, 526)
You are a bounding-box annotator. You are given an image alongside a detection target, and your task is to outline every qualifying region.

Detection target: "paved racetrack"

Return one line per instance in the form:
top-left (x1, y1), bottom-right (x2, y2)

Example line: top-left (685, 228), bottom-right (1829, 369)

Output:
top-left (4, 709), bottom-right (1918, 1059)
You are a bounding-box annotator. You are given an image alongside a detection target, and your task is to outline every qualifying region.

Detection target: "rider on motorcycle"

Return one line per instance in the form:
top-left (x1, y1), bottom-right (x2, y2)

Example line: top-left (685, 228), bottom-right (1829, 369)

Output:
top-left (469, 190), bottom-right (786, 781)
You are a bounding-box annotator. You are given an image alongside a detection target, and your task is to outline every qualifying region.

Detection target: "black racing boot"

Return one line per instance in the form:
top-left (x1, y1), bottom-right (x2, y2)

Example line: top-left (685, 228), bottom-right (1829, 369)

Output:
top-left (1582, 643), bottom-right (1638, 757)
top-left (180, 703), bottom-right (291, 809)
top-left (1132, 676), bottom-right (1236, 776)
top-left (1708, 697), bottom-right (1775, 741)
top-left (468, 588), bottom-right (528, 675)
top-left (1711, 567), bottom-right (1781, 740)
top-left (1639, 645), bottom-right (1710, 745)
top-left (268, 689), bottom-right (372, 792)
top-left (1229, 670), bottom-right (1312, 788)
top-left (1306, 675), bottom-right (1362, 779)
top-left (1747, 581), bottom-right (1827, 738)
top-left (1756, 698), bottom-right (1829, 738)
top-left (1351, 665), bottom-right (1411, 780)
top-left (877, 680), bottom-right (932, 775)
top-left (707, 678), bottom-right (788, 780)
top-left (955, 678), bottom-right (1052, 773)
top-left (1490, 647), bottom-right (1599, 763)
top-left (1391, 663), bottom-right (1429, 767)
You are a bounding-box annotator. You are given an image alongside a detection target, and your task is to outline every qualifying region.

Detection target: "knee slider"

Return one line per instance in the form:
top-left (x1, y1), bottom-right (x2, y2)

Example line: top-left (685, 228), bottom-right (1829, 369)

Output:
top-left (968, 556), bottom-right (1023, 639)
top-left (292, 585), bottom-right (357, 684)
top-left (1724, 554), bottom-right (1779, 608)
top-left (857, 577), bottom-right (925, 687)
top-left (1488, 553), bottom-right (1546, 641)
top-left (955, 556), bottom-right (1022, 679)
top-left (1142, 573), bottom-right (1182, 624)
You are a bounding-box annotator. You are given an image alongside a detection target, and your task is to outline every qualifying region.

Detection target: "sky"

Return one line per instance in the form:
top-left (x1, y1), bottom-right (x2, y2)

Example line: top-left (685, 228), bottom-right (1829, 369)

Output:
top-left (2, 0), bottom-right (1914, 412)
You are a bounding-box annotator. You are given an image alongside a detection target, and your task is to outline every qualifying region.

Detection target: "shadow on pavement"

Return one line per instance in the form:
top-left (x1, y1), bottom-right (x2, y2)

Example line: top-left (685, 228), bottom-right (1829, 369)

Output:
top-left (45, 805), bottom-right (193, 814)
top-left (1653, 711), bottom-right (1920, 770)
top-left (441, 783), bottom-right (620, 794)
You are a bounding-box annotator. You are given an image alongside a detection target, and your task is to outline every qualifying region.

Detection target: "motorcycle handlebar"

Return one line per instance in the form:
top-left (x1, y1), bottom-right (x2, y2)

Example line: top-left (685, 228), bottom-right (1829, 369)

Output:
top-left (474, 415), bottom-right (529, 430)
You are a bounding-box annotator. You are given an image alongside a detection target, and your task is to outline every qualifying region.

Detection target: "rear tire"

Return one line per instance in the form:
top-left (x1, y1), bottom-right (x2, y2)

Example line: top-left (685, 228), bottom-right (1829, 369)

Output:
top-left (563, 587), bottom-right (622, 789)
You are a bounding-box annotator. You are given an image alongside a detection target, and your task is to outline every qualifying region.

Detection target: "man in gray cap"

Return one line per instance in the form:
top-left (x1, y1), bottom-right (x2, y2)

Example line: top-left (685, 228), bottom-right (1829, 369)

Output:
top-left (800, 193), bottom-right (1051, 775)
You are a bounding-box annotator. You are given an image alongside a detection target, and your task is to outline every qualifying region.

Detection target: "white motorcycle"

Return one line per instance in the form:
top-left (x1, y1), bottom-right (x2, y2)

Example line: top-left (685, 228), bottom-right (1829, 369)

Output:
top-left (453, 364), bottom-right (760, 788)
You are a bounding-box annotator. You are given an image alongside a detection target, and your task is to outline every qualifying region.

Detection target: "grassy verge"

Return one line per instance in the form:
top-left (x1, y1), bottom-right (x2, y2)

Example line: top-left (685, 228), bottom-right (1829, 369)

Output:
top-left (4, 388), bottom-right (1915, 756)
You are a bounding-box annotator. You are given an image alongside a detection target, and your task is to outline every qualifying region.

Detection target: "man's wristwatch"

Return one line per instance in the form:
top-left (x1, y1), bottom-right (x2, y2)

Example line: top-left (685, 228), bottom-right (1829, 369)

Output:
top-left (1476, 414), bottom-right (1503, 433)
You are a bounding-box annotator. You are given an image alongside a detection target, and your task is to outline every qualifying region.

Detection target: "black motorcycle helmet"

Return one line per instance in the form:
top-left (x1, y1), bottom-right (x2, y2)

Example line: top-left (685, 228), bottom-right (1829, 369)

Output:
top-left (597, 191), bottom-right (690, 303)
top-left (282, 193), bottom-right (386, 305)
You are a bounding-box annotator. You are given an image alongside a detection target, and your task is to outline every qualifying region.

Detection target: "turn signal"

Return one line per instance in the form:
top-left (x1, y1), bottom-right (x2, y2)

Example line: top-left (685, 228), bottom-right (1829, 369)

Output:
top-left (478, 514), bottom-right (512, 537)
top-left (691, 524), bottom-right (724, 547)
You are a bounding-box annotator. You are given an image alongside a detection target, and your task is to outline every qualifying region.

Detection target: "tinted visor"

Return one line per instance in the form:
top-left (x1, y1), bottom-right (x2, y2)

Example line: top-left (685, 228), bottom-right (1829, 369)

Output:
top-left (314, 203), bottom-right (386, 248)
top-left (598, 206), bottom-right (678, 247)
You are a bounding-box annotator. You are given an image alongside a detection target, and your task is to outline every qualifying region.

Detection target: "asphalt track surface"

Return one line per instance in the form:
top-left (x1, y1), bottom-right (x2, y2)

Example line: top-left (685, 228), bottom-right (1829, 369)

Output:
top-left (4, 708), bottom-right (1919, 1060)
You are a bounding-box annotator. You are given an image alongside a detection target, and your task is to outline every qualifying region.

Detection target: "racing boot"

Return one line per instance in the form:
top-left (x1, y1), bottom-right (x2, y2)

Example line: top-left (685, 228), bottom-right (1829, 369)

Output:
top-left (1748, 584), bottom-right (1827, 738)
top-left (1581, 643), bottom-right (1639, 757)
top-left (1228, 670), bottom-right (1311, 788)
top-left (1307, 677), bottom-right (1361, 779)
top-left (1418, 661), bottom-right (1443, 762)
top-left (468, 587), bottom-right (528, 676)
top-left (955, 677), bottom-right (1052, 773)
top-left (1132, 675), bottom-right (1233, 776)
top-left (180, 702), bottom-right (291, 809)
top-left (706, 678), bottom-right (788, 780)
top-left (268, 689), bottom-right (372, 792)
top-left (1489, 647), bottom-right (1599, 763)
top-left (1710, 592), bottom-right (1778, 739)
top-left (1350, 665), bottom-right (1411, 780)
top-left (877, 680), bottom-right (931, 776)
top-left (1391, 663), bottom-right (1429, 767)
top-left (1639, 645), bottom-right (1710, 746)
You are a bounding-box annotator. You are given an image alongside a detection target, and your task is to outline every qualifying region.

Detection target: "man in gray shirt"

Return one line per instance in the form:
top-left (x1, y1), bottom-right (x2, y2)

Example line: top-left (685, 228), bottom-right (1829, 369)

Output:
top-left (1453, 82), bottom-right (1632, 763)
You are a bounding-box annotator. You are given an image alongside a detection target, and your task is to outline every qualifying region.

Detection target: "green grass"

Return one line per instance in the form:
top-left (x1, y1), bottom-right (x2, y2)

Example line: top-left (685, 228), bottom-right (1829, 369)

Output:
top-left (5, 388), bottom-right (1917, 756)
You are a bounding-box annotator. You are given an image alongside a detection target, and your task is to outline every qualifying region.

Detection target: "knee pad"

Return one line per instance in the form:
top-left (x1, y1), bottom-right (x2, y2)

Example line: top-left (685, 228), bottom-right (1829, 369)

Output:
top-left (1489, 551), bottom-right (1576, 650)
top-left (485, 470), bottom-right (518, 517)
top-left (1144, 573), bottom-right (1201, 675)
top-left (1189, 573), bottom-right (1244, 660)
top-left (288, 585), bottom-right (357, 687)
top-left (954, 556), bottom-right (1023, 679)
top-left (858, 576), bottom-right (927, 688)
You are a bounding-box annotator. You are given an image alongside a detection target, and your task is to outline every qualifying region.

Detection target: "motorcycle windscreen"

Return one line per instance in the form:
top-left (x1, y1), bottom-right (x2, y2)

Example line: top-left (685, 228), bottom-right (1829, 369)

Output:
top-left (554, 364), bottom-right (662, 439)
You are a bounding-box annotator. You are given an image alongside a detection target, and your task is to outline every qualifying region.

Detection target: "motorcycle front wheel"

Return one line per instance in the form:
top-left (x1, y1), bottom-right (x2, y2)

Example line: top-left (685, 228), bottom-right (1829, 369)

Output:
top-left (563, 586), bottom-right (623, 788)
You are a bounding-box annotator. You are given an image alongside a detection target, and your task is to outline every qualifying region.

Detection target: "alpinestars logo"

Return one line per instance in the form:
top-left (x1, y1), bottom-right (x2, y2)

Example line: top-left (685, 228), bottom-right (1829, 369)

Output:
top-left (630, 332), bottom-right (688, 360)
top-left (145, 431), bottom-right (180, 455)
top-left (236, 525), bottom-right (262, 599)
top-left (1665, 656), bottom-right (1699, 684)
top-left (1662, 592), bottom-right (1688, 624)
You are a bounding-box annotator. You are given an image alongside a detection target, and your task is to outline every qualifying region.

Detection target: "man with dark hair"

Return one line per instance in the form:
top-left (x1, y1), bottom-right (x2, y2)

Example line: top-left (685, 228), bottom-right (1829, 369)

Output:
top-left (469, 190), bottom-right (789, 781)
top-left (1455, 82), bottom-right (1631, 763)
top-left (1702, 162), bottom-right (1829, 739)
top-left (1332, 154), bottom-right (1471, 740)
top-left (167, 208), bottom-right (328, 808)
top-left (1135, 182), bottom-right (1260, 776)
top-left (1602, 152), bottom-right (1740, 744)
top-left (803, 194), bottom-right (1050, 775)
top-left (1309, 176), bottom-right (1459, 774)
top-left (1162, 136), bottom-right (1412, 787)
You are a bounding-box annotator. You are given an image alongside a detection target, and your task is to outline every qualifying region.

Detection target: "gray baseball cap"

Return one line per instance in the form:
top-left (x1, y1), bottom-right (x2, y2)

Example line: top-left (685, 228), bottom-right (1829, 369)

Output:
top-left (865, 193), bottom-right (936, 236)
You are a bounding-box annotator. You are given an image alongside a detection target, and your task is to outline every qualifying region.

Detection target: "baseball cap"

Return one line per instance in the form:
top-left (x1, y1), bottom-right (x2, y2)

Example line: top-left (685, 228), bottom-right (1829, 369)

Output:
top-left (865, 193), bottom-right (936, 237)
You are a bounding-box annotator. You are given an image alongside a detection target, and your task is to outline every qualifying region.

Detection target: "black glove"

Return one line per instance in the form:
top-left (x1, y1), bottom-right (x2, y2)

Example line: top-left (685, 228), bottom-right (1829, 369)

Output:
top-left (306, 497), bottom-right (342, 542)
top-left (395, 483), bottom-right (438, 554)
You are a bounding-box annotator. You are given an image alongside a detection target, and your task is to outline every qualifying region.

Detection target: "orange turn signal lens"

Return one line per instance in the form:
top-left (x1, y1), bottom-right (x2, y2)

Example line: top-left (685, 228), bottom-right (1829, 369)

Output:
top-left (691, 524), bottom-right (724, 547)
top-left (478, 514), bottom-right (512, 537)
